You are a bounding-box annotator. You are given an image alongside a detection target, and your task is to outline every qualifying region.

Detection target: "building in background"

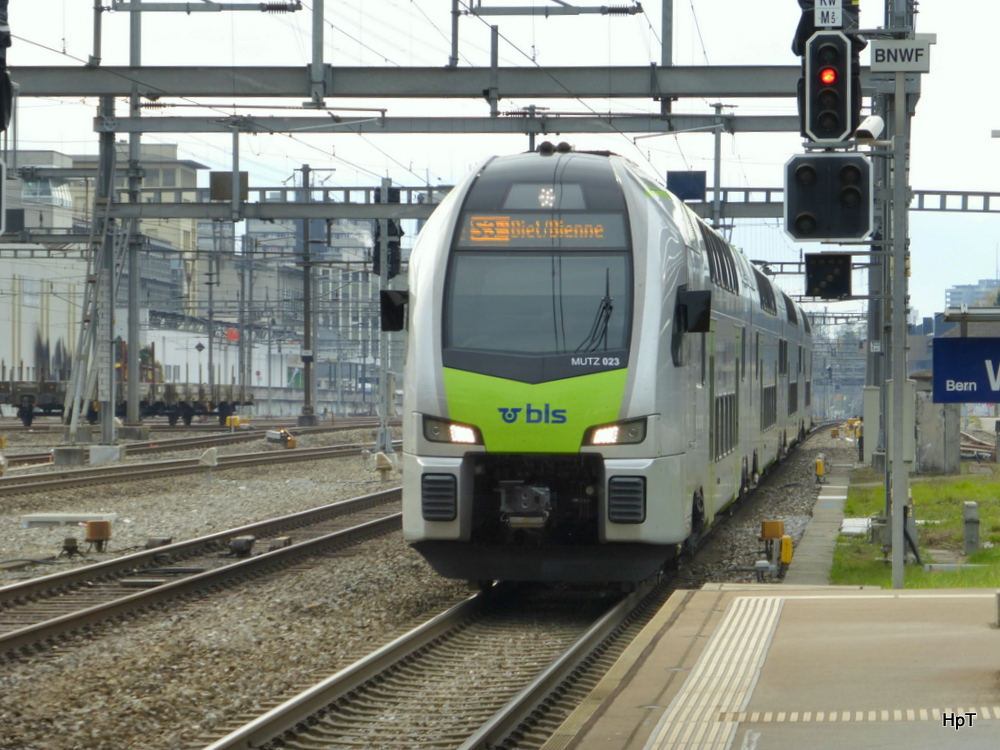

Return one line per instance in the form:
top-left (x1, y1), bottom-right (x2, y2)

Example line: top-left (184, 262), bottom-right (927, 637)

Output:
top-left (944, 279), bottom-right (1000, 310)
top-left (0, 145), bottom-right (409, 418)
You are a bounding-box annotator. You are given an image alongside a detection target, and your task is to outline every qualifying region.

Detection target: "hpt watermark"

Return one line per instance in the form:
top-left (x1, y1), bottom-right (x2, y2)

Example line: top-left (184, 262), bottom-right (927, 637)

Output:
top-left (942, 711), bottom-right (976, 730)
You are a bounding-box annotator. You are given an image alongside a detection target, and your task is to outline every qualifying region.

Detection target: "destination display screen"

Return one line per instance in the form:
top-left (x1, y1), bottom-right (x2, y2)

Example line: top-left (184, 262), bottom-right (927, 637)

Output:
top-left (455, 212), bottom-right (628, 249)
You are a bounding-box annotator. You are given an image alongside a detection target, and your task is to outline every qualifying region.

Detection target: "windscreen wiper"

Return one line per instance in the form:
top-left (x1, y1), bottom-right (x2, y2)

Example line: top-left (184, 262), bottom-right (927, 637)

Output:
top-left (575, 269), bottom-right (613, 353)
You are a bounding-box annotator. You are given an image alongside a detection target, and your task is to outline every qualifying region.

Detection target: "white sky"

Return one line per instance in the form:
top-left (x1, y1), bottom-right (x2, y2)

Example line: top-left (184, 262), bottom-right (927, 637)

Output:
top-left (9, 1), bottom-right (1000, 323)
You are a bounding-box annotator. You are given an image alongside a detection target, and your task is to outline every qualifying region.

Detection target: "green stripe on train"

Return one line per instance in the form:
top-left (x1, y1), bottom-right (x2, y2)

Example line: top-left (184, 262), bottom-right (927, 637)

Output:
top-left (443, 368), bottom-right (628, 453)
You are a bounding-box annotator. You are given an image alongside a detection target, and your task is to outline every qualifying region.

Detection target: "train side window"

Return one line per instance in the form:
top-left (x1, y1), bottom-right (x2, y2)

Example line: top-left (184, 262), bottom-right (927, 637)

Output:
top-left (700, 334), bottom-right (707, 385)
top-left (740, 328), bottom-right (746, 381)
top-left (751, 267), bottom-right (777, 316)
top-left (670, 312), bottom-right (685, 367)
top-left (755, 333), bottom-right (761, 381)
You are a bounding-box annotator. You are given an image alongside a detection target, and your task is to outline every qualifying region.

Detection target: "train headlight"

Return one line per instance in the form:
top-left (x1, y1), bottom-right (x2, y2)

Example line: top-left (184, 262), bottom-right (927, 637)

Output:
top-left (423, 416), bottom-right (484, 445)
top-left (583, 417), bottom-right (647, 446)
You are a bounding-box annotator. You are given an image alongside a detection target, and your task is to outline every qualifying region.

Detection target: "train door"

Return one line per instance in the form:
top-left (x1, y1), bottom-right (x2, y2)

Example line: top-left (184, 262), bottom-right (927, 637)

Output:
top-left (706, 321), bottom-right (717, 526)
top-left (735, 326), bottom-right (744, 495)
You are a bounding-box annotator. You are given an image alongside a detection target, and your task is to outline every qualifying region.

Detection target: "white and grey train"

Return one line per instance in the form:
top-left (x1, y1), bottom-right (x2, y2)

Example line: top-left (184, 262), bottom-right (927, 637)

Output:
top-left (392, 144), bottom-right (813, 583)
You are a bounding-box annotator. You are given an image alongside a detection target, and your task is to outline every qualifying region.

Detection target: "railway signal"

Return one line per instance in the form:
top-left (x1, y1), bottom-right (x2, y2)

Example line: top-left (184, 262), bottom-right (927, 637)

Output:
top-left (784, 152), bottom-right (872, 242)
top-left (0, 0), bottom-right (10, 133)
top-left (373, 186), bottom-right (403, 280)
top-left (804, 252), bottom-right (852, 299)
top-left (804, 30), bottom-right (853, 142)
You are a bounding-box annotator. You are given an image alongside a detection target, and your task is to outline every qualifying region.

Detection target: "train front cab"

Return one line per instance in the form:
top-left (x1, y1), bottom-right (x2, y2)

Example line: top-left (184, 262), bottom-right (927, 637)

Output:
top-left (402, 151), bottom-right (697, 583)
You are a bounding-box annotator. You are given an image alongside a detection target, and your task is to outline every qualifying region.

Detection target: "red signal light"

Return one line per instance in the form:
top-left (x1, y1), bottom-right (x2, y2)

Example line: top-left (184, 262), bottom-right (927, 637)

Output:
top-left (820, 67), bottom-right (838, 86)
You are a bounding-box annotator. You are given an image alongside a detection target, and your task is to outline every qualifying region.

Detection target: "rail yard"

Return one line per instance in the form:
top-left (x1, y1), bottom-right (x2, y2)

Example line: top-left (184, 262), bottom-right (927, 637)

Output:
top-left (0, 419), bottom-right (855, 749)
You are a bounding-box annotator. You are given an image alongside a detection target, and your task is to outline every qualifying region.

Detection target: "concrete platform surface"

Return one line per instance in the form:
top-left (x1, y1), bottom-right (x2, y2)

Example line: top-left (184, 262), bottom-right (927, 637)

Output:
top-left (542, 587), bottom-right (1000, 750)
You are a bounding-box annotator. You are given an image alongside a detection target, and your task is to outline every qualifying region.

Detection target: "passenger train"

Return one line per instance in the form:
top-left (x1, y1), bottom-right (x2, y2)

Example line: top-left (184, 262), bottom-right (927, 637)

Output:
top-left (394, 144), bottom-right (813, 583)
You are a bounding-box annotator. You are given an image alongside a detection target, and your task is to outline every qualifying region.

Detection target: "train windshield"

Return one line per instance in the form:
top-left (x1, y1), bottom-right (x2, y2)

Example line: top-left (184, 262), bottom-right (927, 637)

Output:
top-left (441, 152), bottom-right (632, 383)
top-left (445, 250), bottom-right (630, 356)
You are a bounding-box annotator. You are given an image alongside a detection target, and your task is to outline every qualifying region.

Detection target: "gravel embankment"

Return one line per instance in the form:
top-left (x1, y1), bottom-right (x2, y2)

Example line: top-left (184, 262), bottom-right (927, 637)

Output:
top-left (0, 427), bottom-right (473, 750)
top-left (0, 428), bottom-right (391, 579)
top-left (679, 429), bottom-right (860, 586)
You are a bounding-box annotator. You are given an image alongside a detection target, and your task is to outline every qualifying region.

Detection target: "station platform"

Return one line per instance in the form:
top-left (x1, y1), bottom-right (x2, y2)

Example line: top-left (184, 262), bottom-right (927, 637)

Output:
top-left (541, 457), bottom-right (1000, 749)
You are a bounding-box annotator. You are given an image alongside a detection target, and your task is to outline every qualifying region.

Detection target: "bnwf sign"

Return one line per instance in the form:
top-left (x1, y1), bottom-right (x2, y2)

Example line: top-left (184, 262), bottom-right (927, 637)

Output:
top-left (871, 39), bottom-right (932, 73)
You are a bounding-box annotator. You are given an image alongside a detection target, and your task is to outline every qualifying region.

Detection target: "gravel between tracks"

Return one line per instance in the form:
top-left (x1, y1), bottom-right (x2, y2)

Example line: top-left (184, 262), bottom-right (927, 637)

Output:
top-left (0, 427), bottom-right (857, 750)
top-left (681, 429), bottom-right (860, 586)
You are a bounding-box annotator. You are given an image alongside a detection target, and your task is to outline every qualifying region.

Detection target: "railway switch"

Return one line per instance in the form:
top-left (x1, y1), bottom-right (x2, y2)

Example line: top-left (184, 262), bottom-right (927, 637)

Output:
top-left (754, 559), bottom-right (773, 582)
top-left (268, 536), bottom-right (292, 551)
top-left (375, 451), bottom-right (394, 481)
top-left (229, 535), bottom-right (256, 557)
top-left (760, 521), bottom-right (785, 565)
top-left (266, 429), bottom-right (295, 448)
top-left (60, 537), bottom-right (81, 558)
top-left (85, 520), bottom-right (111, 552)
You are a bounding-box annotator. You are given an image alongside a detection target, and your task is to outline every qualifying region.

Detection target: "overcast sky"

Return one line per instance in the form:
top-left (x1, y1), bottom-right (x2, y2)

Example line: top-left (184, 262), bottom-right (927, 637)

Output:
top-left (9, 1), bottom-right (1000, 323)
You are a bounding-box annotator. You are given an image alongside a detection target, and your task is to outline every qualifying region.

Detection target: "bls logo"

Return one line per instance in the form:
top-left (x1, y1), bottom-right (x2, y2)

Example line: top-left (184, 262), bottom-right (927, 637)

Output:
top-left (497, 403), bottom-right (567, 425)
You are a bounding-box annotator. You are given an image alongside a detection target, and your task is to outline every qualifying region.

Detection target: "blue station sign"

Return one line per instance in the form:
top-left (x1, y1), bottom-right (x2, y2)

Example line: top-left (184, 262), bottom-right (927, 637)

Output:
top-left (933, 337), bottom-right (1000, 403)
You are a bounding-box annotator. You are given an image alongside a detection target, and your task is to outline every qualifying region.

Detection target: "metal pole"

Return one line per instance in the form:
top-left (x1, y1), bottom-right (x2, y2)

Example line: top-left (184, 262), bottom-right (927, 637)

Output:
top-left (268, 316), bottom-right (273, 417)
top-left (126, 0), bottom-right (141, 426)
top-left (661, 0), bottom-right (673, 67)
top-left (238, 236), bottom-right (246, 408)
top-left (90, 1), bottom-right (103, 66)
top-left (245, 235), bottom-right (254, 408)
top-left (489, 26), bottom-right (499, 118)
top-left (309, 0), bottom-right (324, 106)
top-left (712, 103), bottom-right (722, 229)
top-left (98, 95), bottom-right (116, 445)
top-left (298, 165), bottom-right (318, 426)
top-left (231, 129), bottom-right (240, 221)
top-left (208, 244), bottom-right (215, 410)
top-left (449, 0), bottom-right (460, 67)
top-left (376, 178), bottom-right (392, 453)
top-left (890, 69), bottom-right (909, 589)
top-left (659, 0), bottom-right (673, 115)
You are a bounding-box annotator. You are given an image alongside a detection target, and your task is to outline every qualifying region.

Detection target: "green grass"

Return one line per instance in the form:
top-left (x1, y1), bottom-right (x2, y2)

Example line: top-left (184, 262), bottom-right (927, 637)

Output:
top-left (829, 463), bottom-right (1000, 588)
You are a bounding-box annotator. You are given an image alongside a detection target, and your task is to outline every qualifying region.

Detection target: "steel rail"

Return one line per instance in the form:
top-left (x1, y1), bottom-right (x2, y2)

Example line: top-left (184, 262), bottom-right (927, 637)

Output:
top-left (0, 511), bottom-right (401, 659)
top-left (1, 419), bottom-right (389, 467)
top-left (199, 581), bottom-right (657, 750)
top-left (458, 580), bottom-right (660, 749)
top-left (0, 488), bottom-right (400, 607)
top-left (0, 441), bottom-right (400, 496)
top-left (200, 591), bottom-right (494, 750)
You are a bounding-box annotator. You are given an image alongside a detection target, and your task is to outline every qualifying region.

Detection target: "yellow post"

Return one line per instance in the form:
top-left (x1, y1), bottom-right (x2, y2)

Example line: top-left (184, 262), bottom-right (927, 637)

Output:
top-left (815, 455), bottom-right (825, 483)
top-left (780, 535), bottom-right (793, 564)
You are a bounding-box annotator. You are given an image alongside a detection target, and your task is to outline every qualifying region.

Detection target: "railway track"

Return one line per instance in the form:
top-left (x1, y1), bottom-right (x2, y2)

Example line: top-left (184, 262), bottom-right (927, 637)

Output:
top-left (0, 441), bottom-right (400, 496)
top-left (0, 489), bottom-right (401, 660)
top-left (192, 579), bottom-right (672, 750)
top-left (1, 419), bottom-right (392, 468)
